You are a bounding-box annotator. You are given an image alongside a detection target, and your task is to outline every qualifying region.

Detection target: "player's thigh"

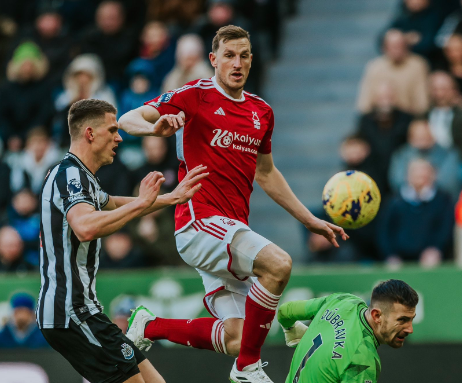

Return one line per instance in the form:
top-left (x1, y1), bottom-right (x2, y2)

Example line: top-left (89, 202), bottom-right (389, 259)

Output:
top-left (137, 359), bottom-right (166, 383)
top-left (176, 217), bottom-right (271, 280)
top-left (212, 290), bottom-right (245, 339)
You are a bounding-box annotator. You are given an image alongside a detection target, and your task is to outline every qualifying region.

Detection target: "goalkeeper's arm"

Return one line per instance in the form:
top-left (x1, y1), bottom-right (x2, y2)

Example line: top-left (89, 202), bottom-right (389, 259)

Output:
top-left (277, 297), bottom-right (327, 347)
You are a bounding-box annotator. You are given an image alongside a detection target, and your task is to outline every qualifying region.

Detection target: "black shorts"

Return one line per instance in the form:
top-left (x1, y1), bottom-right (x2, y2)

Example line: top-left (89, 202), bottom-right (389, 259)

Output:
top-left (41, 313), bottom-right (146, 383)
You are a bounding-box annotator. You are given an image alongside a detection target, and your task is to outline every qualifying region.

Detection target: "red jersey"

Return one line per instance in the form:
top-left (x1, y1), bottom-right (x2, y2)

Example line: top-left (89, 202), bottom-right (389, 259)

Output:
top-left (145, 77), bottom-right (274, 232)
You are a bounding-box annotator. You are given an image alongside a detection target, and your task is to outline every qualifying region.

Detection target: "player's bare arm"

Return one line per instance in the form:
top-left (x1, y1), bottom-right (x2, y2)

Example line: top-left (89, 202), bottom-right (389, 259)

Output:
top-left (255, 152), bottom-right (349, 247)
top-left (118, 105), bottom-right (185, 137)
top-left (67, 172), bottom-right (165, 242)
top-left (103, 165), bottom-right (209, 214)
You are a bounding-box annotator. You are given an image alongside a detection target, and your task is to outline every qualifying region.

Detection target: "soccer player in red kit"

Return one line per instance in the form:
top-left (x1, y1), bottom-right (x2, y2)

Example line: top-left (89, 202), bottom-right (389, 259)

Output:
top-left (119, 25), bottom-right (348, 383)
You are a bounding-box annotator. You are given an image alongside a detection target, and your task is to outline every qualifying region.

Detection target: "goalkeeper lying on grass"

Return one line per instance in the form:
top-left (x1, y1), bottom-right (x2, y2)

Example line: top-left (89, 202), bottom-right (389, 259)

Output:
top-left (277, 279), bottom-right (418, 383)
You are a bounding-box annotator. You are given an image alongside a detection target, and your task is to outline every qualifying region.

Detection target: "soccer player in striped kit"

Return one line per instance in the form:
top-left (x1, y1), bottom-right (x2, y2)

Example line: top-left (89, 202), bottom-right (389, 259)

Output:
top-left (119, 25), bottom-right (348, 383)
top-left (37, 99), bottom-right (207, 383)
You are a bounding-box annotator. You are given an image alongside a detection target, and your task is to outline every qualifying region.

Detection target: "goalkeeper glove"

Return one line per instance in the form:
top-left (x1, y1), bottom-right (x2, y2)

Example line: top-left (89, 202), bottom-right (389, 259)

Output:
top-left (281, 321), bottom-right (308, 348)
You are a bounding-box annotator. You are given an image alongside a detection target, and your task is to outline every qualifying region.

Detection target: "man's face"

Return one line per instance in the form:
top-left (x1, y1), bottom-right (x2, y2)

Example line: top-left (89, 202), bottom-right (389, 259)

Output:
top-left (210, 38), bottom-right (252, 95)
top-left (97, 3), bottom-right (124, 35)
top-left (384, 32), bottom-right (408, 63)
top-left (430, 74), bottom-right (457, 107)
top-left (91, 113), bottom-right (122, 166)
top-left (376, 303), bottom-right (416, 348)
top-left (13, 307), bottom-right (34, 331)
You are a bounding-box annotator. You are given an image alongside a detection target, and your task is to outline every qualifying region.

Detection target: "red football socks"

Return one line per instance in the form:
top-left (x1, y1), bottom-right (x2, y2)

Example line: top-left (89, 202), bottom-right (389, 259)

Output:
top-left (144, 317), bottom-right (227, 353)
top-left (237, 281), bottom-right (281, 371)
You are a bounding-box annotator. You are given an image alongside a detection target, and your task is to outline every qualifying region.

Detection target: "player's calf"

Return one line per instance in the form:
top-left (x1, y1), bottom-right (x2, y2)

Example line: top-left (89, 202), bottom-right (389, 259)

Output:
top-left (223, 318), bottom-right (244, 357)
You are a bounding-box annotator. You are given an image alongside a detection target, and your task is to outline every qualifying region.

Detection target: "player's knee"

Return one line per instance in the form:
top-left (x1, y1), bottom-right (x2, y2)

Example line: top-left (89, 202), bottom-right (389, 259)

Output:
top-left (225, 334), bottom-right (242, 357)
top-left (268, 250), bottom-right (292, 285)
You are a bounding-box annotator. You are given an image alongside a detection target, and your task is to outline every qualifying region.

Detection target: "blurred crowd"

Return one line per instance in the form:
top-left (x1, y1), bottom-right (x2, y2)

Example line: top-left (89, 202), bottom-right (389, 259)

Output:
top-left (307, 0), bottom-right (462, 267)
top-left (0, 0), bottom-right (296, 276)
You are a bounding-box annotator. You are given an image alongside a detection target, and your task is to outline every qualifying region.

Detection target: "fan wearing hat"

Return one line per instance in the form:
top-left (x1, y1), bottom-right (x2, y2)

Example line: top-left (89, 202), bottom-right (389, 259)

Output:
top-left (0, 292), bottom-right (49, 348)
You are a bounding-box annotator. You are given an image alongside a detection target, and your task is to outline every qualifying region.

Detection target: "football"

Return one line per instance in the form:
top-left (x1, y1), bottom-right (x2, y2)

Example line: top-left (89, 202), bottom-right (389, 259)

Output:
top-left (322, 170), bottom-right (381, 229)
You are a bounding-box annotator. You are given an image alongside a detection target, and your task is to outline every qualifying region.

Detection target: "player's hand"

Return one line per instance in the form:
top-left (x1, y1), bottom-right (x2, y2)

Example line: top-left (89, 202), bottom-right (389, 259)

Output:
top-left (138, 171), bottom-right (165, 208)
top-left (305, 217), bottom-right (349, 248)
top-left (152, 111), bottom-right (185, 137)
top-left (282, 321), bottom-right (308, 348)
top-left (170, 165), bottom-right (209, 205)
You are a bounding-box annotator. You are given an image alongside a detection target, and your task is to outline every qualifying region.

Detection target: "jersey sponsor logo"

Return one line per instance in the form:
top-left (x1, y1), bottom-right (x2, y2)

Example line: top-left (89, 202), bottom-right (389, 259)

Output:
top-left (211, 129), bottom-right (233, 148)
top-left (153, 91), bottom-right (174, 107)
top-left (210, 129), bottom-right (262, 154)
top-left (121, 343), bottom-right (134, 360)
top-left (214, 107), bottom-right (226, 116)
top-left (252, 111), bottom-right (260, 129)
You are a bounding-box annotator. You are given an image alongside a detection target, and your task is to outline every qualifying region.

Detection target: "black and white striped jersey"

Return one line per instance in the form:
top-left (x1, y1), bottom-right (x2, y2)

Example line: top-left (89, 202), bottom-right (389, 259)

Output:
top-left (37, 152), bottom-right (109, 329)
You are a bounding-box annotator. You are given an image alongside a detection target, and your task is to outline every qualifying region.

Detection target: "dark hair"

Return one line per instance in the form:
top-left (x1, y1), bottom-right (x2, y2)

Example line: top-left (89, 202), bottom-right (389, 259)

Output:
top-left (68, 99), bottom-right (117, 138)
top-left (371, 279), bottom-right (419, 308)
top-left (212, 25), bottom-right (251, 53)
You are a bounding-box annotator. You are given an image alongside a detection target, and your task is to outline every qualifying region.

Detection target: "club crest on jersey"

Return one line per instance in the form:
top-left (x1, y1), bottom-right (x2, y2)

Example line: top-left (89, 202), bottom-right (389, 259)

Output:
top-left (153, 91), bottom-right (174, 107)
top-left (121, 343), bottom-right (134, 360)
top-left (67, 179), bottom-right (82, 195)
top-left (252, 111), bottom-right (260, 129)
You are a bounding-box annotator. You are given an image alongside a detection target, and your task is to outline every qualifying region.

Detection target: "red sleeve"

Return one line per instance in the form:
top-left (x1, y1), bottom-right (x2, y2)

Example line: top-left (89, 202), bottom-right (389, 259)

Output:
top-left (258, 109), bottom-right (274, 154)
top-left (144, 83), bottom-right (200, 118)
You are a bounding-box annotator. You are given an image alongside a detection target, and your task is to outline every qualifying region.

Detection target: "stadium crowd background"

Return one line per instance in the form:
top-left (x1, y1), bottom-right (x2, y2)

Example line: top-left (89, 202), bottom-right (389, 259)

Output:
top-left (0, 0), bottom-right (461, 350)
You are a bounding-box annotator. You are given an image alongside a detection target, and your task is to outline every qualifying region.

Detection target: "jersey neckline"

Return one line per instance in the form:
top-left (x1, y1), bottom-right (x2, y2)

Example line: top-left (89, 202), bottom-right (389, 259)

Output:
top-left (211, 76), bottom-right (246, 102)
top-left (65, 152), bottom-right (99, 184)
top-left (359, 307), bottom-right (380, 349)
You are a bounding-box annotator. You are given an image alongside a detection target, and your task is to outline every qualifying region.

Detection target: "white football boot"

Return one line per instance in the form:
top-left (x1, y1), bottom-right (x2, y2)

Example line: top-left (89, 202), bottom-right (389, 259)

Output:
top-left (126, 305), bottom-right (156, 351)
top-left (229, 359), bottom-right (274, 383)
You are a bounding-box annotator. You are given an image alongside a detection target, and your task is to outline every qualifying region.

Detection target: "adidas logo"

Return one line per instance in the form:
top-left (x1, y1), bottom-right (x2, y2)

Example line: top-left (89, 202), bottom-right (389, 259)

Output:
top-left (260, 323), bottom-right (271, 330)
top-left (214, 107), bottom-right (226, 116)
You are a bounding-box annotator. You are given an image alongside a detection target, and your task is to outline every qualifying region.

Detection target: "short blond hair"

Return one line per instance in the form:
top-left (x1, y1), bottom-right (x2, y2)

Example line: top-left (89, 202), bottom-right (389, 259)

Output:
top-left (212, 25), bottom-right (251, 53)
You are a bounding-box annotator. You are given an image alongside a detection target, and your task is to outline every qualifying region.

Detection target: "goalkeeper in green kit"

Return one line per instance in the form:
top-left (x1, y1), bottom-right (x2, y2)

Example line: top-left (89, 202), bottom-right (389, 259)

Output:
top-left (277, 279), bottom-right (418, 383)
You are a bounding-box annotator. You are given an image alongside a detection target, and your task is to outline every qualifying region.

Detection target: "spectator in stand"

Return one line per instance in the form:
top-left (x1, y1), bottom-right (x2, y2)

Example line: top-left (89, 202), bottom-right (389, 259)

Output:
top-left (438, 33), bottom-right (462, 91)
top-left (96, 154), bottom-right (136, 197)
top-left (19, 127), bottom-right (61, 195)
top-left (386, 0), bottom-right (441, 62)
top-left (79, 1), bottom-right (138, 90)
top-left (7, 10), bottom-right (73, 87)
top-left (161, 34), bottom-right (214, 93)
top-left (0, 292), bottom-right (48, 348)
top-left (146, 0), bottom-right (204, 34)
top-left (357, 29), bottom-right (430, 115)
top-left (357, 82), bottom-right (412, 196)
top-left (119, 59), bottom-right (160, 118)
top-left (0, 42), bottom-right (53, 144)
top-left (389, 118), bottom-right (460, 200)
top-left (133, 209), bottom-right (182, 266)
top-left (8, 189), bottom-right (40, 267)
top-left (427, 71), bottom-right (462, 152)
top-left (53, 54), bottom-right (117, 148)
top-left (127, 21), bottom-right (176, 94)
top-left (435, 0), bottom-right (462, 48)
top-left (379, 159), bottom-right (454, 267)
top-left (134, 136), bottom-right (178, 193)
top-left (0, 226), bottom-right (33, 273)
top-left (99, 230), bottom-right (148, 269)
top-left (110, 295), bottom-right (136, 333)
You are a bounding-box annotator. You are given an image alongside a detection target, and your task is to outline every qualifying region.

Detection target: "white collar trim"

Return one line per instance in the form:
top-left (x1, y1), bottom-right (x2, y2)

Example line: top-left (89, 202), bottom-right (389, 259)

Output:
top-left (211, 76), bottom-right (245, 102)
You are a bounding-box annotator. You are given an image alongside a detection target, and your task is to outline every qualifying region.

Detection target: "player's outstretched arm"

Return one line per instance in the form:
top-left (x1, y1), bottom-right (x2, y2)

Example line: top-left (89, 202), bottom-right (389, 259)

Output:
top-left (67, 172), bottom-right (165, 242)
top-left (103, 165), bottom-right (209, 214)
top-left (255, 152), bottom-right (349, 247)
top-left (118, 105), bottom-right (185, 137)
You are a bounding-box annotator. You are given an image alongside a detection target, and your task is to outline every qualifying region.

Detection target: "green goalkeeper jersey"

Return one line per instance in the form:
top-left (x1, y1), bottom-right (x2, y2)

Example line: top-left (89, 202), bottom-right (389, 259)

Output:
top-left (278, 293), bottom-right (381, 383)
